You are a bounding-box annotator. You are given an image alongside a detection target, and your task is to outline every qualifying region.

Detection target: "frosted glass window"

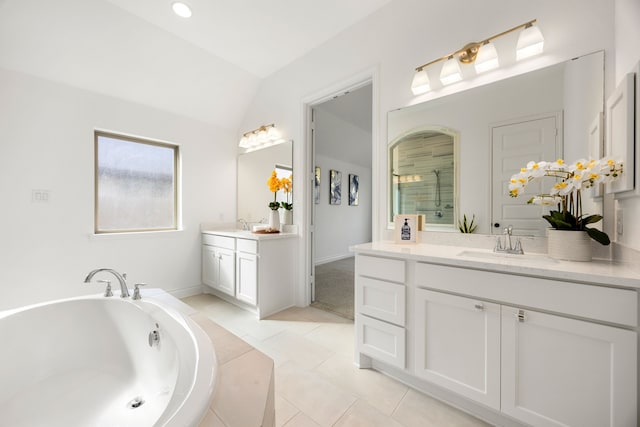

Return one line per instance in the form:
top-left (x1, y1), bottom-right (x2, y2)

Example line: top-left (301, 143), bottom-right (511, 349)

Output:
top-left (95, 131), bottom-right (179, 233)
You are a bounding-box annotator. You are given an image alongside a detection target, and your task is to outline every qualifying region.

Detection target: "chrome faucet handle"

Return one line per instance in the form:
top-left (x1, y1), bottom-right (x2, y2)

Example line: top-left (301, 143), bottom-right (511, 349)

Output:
top-left (132, 283), bottom-right (147, 300)
top-left (97, 279), bottom-right (113, 297)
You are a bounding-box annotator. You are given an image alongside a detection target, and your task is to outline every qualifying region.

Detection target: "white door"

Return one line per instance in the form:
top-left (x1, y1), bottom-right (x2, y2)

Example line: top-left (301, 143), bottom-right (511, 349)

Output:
top-left (414, 289), bottom-right (501, 409)
top-left (491, 113), bottom-right (560, 236)
top-left (501, 306), bottom-right (637, 427)
top-left (236, 251), bottom-right (258, 305)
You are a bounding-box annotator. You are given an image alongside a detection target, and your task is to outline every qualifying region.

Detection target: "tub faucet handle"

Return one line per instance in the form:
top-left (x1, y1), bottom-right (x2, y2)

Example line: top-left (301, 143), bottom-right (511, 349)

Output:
top-left (132, 283), bottom-right (147, 300)
top-left (98, 280), bottom-right (113, 297)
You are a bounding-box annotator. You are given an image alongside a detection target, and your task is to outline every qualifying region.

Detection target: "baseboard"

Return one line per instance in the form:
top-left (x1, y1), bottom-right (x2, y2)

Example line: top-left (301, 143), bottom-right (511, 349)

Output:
top-left (168, 284), bottom-right (206, 299)
top-left (315, 253), bottom-right (354, 266)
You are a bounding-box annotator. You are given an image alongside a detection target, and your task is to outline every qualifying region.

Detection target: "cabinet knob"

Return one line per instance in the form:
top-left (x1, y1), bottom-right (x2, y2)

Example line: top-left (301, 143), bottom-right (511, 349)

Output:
top-left (474, 303), bottom-right (484, 311)
top-left (494, 222), bottom-right (500, 228)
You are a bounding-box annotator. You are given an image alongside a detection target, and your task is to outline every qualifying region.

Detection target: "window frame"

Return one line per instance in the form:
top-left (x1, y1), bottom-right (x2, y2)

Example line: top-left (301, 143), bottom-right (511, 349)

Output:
top-left (94, 130), bottom-right (180, 235)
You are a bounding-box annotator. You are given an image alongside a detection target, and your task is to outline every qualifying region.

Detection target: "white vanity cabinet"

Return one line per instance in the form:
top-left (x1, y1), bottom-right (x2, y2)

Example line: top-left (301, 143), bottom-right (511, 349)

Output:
top-left (355, 255), bottom-right (406, 369)
top-left (352, 243), bottom-right (639, 427)
top-left (202, 231), bottom-right (297, 319)
top-left (202, 235), bottom-right (236, 296)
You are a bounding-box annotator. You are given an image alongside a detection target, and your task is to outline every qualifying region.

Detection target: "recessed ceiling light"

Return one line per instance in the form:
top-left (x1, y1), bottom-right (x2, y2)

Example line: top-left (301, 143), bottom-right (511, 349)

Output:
top-left (172, 2), bottom-right (192, 18)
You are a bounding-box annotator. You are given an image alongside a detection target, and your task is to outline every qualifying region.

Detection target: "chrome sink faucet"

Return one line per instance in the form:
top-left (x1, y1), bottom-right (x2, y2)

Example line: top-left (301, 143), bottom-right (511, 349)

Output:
top-left (494, 225), bottom-right (524, 254)
top-left (238, 218), bottom-right (249, 231)
top-left (84, 268), bottom-right (130, 298)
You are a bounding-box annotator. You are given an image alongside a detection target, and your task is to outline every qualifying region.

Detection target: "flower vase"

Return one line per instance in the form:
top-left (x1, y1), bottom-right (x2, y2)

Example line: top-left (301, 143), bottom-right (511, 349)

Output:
top-left (547, 229), bottom-right (592, 261)
top-left (268, 209), bottom-right (280, 231)
top-left (282, 209), bottom-right (293, 226)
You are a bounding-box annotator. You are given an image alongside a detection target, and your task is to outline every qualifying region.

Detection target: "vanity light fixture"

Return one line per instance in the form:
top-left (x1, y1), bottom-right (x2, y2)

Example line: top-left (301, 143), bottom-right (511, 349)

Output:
top-left (410, 19), bottom-right (544, 95)
top-left (474, 41), bottom-right (499, 74)
top-left (239, 123), bottom-right (285, 151)
top-left (172, 2), bottom-right (192, 18)
top-left (516, 22), bottom-right (545, 60)
top-left (440, 56), bottom-right (462, 86)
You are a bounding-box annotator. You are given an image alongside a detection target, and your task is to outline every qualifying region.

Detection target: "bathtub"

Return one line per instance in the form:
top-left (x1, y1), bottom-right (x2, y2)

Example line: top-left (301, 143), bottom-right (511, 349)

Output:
top-left (0, 292), bottom-right (216, 427)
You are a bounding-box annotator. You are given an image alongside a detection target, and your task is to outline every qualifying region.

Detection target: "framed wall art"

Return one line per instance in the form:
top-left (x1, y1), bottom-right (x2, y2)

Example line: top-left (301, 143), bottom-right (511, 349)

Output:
top-left (349, 174), bottom-right (359, 206)
top-left (314, 166), bottom-right (321, 204)
top-left (329, 169), bottom-right (342, 205)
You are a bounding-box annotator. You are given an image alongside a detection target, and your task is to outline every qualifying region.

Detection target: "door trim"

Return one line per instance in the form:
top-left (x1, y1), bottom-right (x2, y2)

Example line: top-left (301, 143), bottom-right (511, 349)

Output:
top-left (301, 67), bottom-right (379, 305)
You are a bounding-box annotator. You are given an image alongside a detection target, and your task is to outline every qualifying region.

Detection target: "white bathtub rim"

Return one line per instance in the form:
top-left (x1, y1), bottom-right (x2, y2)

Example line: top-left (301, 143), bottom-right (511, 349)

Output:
top-left (0, 290), bottom-right (217, 427)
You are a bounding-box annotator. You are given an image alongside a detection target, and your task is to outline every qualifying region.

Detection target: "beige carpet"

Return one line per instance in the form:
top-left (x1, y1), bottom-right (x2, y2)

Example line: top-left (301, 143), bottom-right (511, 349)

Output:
top-left (311, 257), bottom-right (355, 320)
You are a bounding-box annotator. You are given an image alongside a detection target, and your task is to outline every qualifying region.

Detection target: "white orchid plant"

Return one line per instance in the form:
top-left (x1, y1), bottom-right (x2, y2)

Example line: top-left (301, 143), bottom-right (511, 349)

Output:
top-left (508, 157), bottom-right (623, 245)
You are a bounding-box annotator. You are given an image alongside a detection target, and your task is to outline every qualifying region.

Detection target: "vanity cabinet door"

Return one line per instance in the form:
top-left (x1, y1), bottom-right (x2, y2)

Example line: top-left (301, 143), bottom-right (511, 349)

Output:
top-left (414, 289), bottom-right (500, 410)
top-left (236, 251), bottom-right (258, 306)
top-left (202, 245), bottom-right (235, 296)
top-left (202, 245), bottom-right (218, 287)
top-left (501, 307), bottom-right (637, 427)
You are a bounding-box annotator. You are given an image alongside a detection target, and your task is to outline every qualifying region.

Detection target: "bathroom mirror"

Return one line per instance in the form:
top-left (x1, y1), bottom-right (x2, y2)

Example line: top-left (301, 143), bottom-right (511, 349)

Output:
top-left (388, 50), bottom-right (604, 235)
top-left (237, 141), bottom-right (293, 223)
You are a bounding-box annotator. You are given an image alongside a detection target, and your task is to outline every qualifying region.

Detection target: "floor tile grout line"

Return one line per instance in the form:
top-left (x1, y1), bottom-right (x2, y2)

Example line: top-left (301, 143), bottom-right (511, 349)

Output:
top-left (330, 398), bottom-right (360, 426)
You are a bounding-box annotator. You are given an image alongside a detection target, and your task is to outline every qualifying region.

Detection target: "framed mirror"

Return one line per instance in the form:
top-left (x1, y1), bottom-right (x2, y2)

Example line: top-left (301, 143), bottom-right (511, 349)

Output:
top-left (237, 141), bottom-right (293, 223)
top-left (388, 50), bottom-right (604, 235)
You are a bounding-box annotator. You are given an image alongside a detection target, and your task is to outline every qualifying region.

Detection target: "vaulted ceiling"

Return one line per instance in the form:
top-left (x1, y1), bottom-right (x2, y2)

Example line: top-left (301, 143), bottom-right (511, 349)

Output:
top-left (0, 0), bottom-right (392, 130)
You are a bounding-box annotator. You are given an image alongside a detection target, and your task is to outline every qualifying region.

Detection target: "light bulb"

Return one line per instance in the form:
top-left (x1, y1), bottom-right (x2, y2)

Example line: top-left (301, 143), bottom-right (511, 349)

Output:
top-left (172, 2), bottom-right (192, 18)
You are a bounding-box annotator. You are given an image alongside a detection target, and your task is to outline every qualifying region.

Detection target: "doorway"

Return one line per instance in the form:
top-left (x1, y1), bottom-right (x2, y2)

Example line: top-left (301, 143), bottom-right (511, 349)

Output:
top-left (309, 83), bottom-right (373, 319)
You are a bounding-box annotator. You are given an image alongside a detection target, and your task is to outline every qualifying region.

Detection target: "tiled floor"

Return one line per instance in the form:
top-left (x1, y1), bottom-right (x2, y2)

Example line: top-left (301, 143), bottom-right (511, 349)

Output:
top-left (182, 293), bottom-right (490, 427)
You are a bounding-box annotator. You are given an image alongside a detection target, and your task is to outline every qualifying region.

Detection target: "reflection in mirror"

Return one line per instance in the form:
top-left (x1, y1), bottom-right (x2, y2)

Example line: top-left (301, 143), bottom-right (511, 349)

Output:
top-left (388, 50), bottom-right (604, 236)
top-left (237, 141), bottom-right (292, 224)
top-left (389, 127), bottom-right (458, 228)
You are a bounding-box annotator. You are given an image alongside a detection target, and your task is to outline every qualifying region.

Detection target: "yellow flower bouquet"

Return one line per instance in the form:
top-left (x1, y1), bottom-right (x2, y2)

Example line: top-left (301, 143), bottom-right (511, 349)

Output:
top-left (280, 174), bottom-right (293, 211)
top-left (267, 170), bottom-right (282, 210)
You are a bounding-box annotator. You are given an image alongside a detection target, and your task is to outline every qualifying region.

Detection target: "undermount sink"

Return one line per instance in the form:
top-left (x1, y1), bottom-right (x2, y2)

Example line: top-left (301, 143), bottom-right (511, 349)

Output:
top-left (457, 250), bottom-right (558, 263)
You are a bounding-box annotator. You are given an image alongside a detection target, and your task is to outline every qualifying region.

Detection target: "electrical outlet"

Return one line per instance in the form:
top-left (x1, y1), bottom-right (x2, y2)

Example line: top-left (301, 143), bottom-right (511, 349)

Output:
top-left (616, 208), bottom-right (623, 236)
top-left (32, 189), bottom-right (51, 203)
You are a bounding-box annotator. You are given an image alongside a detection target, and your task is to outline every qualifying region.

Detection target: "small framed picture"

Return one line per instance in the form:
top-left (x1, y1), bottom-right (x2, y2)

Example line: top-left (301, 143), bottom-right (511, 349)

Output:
top-left (348, 174), bottom-right (359, 206)
top-left (394, 214), bottom-right (419, 244)
top-left (314, 166), bottom-right (321, 204)
top-left (330, 169), bottom-right (342, 205)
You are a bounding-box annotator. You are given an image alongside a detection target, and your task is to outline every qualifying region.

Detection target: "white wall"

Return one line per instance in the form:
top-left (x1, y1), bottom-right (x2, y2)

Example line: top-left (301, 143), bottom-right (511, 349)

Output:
top-left (238, 0), bottom-right (615, 300)
top-left (613, 0), bottom-right (640, 251)
top-left (314, 107), bottom-right (372, 263)
top-left (315, 154), bottom-right (372, 263)
top-left (0, 68), bottom-right (237, 310)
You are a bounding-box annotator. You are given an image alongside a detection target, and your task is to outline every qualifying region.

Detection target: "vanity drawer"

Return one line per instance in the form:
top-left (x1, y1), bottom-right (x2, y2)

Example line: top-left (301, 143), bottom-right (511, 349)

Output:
top-left (356, 277), bottom-right (405, 326)
top-left (415, 263), bottom-right (638, 327)
top-left (356, 255), bottom-right (405, 283)
top-left (357, 314), bottom-right (406, 369)
top-left (202, 234), bottom-right (235, 249)
top-left (237, 238), bottom-right (258, 254)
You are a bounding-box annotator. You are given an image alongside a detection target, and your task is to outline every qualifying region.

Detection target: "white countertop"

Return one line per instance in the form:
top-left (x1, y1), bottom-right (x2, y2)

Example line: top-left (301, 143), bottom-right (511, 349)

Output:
top-left (202, 229), bottom-right (298, 241)
top-left (351, 241), bottom-right (640, 289)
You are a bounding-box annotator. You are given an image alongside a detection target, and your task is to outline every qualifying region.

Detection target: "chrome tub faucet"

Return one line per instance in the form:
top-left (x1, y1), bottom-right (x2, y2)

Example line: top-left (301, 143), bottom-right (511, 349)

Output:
top-left (84, 268), bottom-right (130, 298)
